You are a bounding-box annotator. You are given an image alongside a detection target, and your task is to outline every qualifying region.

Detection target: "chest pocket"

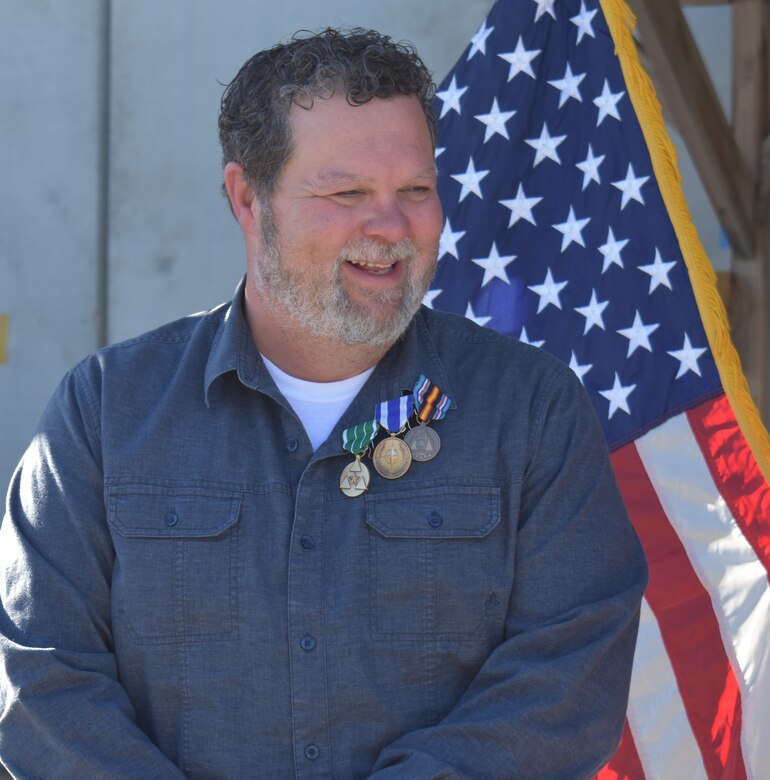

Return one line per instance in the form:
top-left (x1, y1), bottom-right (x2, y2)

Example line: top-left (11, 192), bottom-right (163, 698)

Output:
top-left (107, 486), bottom-right (242, 643)
top-left (365, 485), bottom-right (503, 641)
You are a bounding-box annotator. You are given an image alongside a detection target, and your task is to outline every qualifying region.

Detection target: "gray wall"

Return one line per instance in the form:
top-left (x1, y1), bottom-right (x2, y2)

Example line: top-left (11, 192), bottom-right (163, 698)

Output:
top-left (0, 1), bottom-right (730, 489)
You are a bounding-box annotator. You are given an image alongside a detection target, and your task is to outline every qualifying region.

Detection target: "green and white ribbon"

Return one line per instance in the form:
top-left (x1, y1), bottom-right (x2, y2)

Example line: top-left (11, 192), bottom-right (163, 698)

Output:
top-left (342, 419), bottom-right (378, 456)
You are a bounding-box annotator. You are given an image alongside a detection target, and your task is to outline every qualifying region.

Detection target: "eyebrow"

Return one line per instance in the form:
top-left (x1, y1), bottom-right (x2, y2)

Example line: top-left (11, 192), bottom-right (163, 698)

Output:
top-left (315, 165), bottom-right (438, 184)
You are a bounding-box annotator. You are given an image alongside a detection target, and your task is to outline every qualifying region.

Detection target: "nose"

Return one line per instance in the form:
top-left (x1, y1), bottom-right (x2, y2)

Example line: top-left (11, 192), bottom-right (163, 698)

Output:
top-left (362, 197), bottom-right (409, 244)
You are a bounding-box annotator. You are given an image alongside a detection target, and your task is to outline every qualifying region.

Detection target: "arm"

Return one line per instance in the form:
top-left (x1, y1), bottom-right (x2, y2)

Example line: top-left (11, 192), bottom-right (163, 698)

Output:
top-left (0, 368), bottom-right (186, 779)
top-left (368, 368), bottom-right (648, 779)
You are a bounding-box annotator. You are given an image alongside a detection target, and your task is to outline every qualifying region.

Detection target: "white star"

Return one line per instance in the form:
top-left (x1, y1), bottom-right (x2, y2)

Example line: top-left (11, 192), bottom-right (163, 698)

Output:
top-left (474, 98), bottom-right (517, 142)
top-left (639, 248), bottom-right (676, 293)
top-left (599, 227), bottom-right (629, 272)
top-left (434, 146), bottom-right (446, 159)
top-left (525, 123), bottom-right (567, 167)
top-left (612, 163), bottom-right (650, 210)
top-left (534, 0), bottom-right (557, 21)
top-left (498, 37), bottom-right (541, 81)
top-left (553, 207), bottom-right (591, 252)
top-left (599, 373), bottom-right (636, 419)
top-left (472, 243), bottom-right (516, 286)
top-left (593, 79), bottom-right (625, 125)
top-left (422, 289), bottom-right (442, 309)
top-left (569, 351), bottom-right (593, 384)
top-left (519, 327), bottom-right (545, 348)
top-left (617, 311), bottom-right (659, 357)
top-left (436, 76), bottom-right (467, 119)
top-left (451, 157), bottom-right (490, 202)
top-left (571, 1), bottom-right (598, 44)
top-left (668, 334), bottom-right (708, 378)
top-left (439, 218), bottom-right (466, 260)
top-left (465, 303), bottom-right (491, 327)
top-left (499, 184), bottom-right (543, 228)
top-left (468, 19), bottom-right (494, 59)
top-left (528, 269), bottom-right (568, 313)
top-left (574, 290), bottom-right (609, 334)
top-left (548, 63), bottom-right (586, 108)
top-left (576, 144), bottom-right (605, 190)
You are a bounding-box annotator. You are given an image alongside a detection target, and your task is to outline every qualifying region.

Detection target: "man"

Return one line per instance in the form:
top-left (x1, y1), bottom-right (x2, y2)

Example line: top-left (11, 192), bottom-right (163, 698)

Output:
top-left (0, 29), bottom-right (647, 779)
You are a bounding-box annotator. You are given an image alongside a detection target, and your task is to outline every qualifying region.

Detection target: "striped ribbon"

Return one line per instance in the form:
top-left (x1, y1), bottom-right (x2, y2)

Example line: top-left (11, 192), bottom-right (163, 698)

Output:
top-left (413, 375), bottom-right (451, 423)
top-left (375, 395), bottom-right (415, 434)
top-left (341, 420), bottom-right (378, 456)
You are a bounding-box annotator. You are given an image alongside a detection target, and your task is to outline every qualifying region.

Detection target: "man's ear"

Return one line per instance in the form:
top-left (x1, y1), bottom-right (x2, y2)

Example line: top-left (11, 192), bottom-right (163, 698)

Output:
top-left (223, 162), bottom-right (260, 235)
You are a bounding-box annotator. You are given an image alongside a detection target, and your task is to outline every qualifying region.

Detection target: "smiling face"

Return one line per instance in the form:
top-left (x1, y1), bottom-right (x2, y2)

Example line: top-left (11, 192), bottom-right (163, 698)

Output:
top-left (248, 93), bottom-right (442, 346)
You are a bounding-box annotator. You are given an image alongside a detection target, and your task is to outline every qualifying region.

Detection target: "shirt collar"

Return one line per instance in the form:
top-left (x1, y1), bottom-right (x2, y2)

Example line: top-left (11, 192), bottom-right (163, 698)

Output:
top-left (204, 278), bottom-right (457, 416)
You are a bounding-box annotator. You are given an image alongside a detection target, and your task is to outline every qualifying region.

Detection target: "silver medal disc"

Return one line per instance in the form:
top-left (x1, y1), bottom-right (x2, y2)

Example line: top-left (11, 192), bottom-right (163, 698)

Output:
top-left (404, 423), bottom-right (441, 462)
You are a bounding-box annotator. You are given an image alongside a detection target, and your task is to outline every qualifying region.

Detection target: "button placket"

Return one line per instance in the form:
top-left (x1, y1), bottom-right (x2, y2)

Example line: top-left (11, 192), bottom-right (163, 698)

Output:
top-left (288, 467), bottom-right (332, 776)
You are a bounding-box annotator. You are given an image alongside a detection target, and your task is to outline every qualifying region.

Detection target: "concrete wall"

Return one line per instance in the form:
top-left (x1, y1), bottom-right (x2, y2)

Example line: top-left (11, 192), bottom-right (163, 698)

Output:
top-left (0, 0), bottom-right (106, 488)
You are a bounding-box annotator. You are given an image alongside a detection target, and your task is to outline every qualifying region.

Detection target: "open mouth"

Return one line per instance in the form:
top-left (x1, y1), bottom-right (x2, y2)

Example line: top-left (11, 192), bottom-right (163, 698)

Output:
top-left (345, 259), bottom-right (399, 276)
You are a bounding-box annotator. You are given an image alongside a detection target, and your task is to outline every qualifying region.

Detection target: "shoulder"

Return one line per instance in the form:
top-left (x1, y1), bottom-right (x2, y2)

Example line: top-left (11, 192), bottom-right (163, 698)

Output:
top-left (73, 301), bottom-right (230, 381)
top-left (417, 305), bottom-right (575, 388)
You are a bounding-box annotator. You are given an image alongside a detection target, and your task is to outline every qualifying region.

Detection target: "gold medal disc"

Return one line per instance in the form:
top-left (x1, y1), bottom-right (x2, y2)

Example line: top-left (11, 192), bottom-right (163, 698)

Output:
top-left (404, 423), bottom-right (441, 462)
top-left (372, 436), bottom-right (412, 479)
top-left (339, 458), bottom-right (371, 497)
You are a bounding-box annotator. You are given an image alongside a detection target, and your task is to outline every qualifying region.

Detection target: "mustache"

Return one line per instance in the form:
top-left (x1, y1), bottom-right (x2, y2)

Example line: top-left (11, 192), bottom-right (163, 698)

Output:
top-left (338, 238), bottom-right (418, 264)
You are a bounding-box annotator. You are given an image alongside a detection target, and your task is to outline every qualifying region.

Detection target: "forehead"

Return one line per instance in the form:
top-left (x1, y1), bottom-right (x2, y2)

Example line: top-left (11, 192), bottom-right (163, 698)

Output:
top-left (283, 93), bottom-right (435, 179)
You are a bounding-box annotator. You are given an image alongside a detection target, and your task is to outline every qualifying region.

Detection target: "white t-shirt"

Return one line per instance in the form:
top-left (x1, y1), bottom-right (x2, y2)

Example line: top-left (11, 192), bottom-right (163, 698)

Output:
top-left (261, 355), bottom-right (375, 451)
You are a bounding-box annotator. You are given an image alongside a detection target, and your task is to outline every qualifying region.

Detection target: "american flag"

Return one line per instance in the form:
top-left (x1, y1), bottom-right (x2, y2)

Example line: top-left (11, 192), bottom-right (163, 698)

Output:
top-left (428, 0), bottom-right (770, 777)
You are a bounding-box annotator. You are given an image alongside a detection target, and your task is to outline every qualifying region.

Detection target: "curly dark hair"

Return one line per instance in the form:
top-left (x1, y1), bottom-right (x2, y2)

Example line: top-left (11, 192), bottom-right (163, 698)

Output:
top-left (218, 27), bottom-right (437, 201)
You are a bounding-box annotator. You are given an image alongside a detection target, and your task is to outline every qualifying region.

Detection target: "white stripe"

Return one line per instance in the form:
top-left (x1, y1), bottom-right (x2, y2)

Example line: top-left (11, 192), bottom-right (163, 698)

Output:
top-left (636, 414), bottom-right (770, 780)
top-left (627, 598), bottom-right (708, 779)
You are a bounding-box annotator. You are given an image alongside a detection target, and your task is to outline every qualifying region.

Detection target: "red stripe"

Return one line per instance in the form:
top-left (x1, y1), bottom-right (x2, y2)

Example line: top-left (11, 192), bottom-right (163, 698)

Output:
top-left (419, 386), bottom-right (441, 422)
top-left (611, 442), bottom-right (746, 780)
top-left (596, 721), bottom-right (645, 780)
top-left (687, 393), bottom-right (770, 579)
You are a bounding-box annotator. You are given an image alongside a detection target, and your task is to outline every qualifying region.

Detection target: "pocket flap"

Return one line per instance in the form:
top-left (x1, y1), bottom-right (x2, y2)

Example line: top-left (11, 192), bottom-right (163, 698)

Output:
top-left (108, 487), bottom-right (241, 538)
top-left (366, 485), bottom-right (500, 539)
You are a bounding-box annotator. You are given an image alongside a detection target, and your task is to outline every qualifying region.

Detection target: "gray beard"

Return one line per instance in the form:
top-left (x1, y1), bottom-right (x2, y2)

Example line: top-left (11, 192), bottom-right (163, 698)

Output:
top-left (252, 202), bottom-right (436, 346)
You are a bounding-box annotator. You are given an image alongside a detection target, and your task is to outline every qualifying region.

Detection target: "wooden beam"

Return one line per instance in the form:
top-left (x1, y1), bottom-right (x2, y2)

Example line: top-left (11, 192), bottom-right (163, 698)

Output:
top-left (627, 0), bottom-right (755, 258)
top-left (730, 0), bottom-right (770, 419)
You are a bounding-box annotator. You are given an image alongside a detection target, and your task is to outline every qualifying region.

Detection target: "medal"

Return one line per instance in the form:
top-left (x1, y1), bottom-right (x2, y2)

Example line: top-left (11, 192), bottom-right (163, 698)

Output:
top-left (409, 376), bottom-right (452, 461)
top-left (373, 436), bottom-right (412, 479)
top-left (404, 423), bottom-right (441, 462)
top-left (340, 420), bottom-right (378, 497)
top-left (372, 395), bottom-right (414, 479)
top-left (339, 456), bottom-right (371, 498)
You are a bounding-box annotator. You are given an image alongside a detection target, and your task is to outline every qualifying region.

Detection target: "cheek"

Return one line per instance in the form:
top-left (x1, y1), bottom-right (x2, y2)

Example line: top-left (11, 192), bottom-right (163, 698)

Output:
top-left (413, 199), bottom-right (444, 248)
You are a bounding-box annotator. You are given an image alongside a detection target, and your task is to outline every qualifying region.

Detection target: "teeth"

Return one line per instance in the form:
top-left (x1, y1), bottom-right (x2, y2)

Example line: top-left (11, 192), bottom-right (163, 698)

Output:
top-left (347, 259), bottom-right (394, 274)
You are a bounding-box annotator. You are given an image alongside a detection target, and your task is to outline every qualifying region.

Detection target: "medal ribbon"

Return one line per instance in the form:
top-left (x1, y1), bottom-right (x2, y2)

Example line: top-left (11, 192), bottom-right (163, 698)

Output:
top-left (375, 395), bottom-right (414, 434)
top-left (413, 375), bottom-right (451, 423)
top-left (342, 420), bottom-right (378, 455)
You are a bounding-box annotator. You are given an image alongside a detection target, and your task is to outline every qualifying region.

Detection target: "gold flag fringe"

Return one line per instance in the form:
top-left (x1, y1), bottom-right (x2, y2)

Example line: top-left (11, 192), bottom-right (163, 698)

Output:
top-left (600, 0), bottom-right (770, 482)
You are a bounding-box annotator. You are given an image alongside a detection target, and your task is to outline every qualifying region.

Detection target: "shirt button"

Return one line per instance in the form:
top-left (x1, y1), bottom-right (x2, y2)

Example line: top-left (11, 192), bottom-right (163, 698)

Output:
top-left (305, 744), bottom-right (320, 760)
top-left (165, 512), bottom-right (179, 527)
top-left (300, 534), bottom-right (316, 550)
top-left (428, 511), bottom-right (443, 528)
top-left (287, 438), bottom-right (299, 452)
top-left (300, 635), bottom-right (316, 652)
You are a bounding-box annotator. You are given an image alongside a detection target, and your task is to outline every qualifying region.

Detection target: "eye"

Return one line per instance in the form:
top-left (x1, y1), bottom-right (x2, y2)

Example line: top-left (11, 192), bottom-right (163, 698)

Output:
top-left (400, 185), bottom-right (434, 200)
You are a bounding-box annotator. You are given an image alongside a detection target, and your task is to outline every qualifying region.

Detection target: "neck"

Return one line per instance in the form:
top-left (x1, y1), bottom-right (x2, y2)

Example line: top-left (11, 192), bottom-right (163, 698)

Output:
top-left (244, 284), bottom-right (392, 382)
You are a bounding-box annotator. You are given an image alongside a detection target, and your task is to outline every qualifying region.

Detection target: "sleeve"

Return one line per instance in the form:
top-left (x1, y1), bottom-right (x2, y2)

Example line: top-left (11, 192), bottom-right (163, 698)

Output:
top-left (0, 367), bottom-right (186, 779)
top-left (368, 367), bottom-right (648, 780)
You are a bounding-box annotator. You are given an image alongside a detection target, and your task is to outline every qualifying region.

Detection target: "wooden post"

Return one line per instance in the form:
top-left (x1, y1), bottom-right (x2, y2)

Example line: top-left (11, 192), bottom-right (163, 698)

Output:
top-left (731, 0), bottom-right (770, 422)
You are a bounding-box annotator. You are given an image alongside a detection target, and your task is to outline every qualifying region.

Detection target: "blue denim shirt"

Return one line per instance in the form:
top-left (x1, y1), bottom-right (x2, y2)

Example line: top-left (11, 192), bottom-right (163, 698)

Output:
top-left (0, 282), bottom-right (647, 779)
